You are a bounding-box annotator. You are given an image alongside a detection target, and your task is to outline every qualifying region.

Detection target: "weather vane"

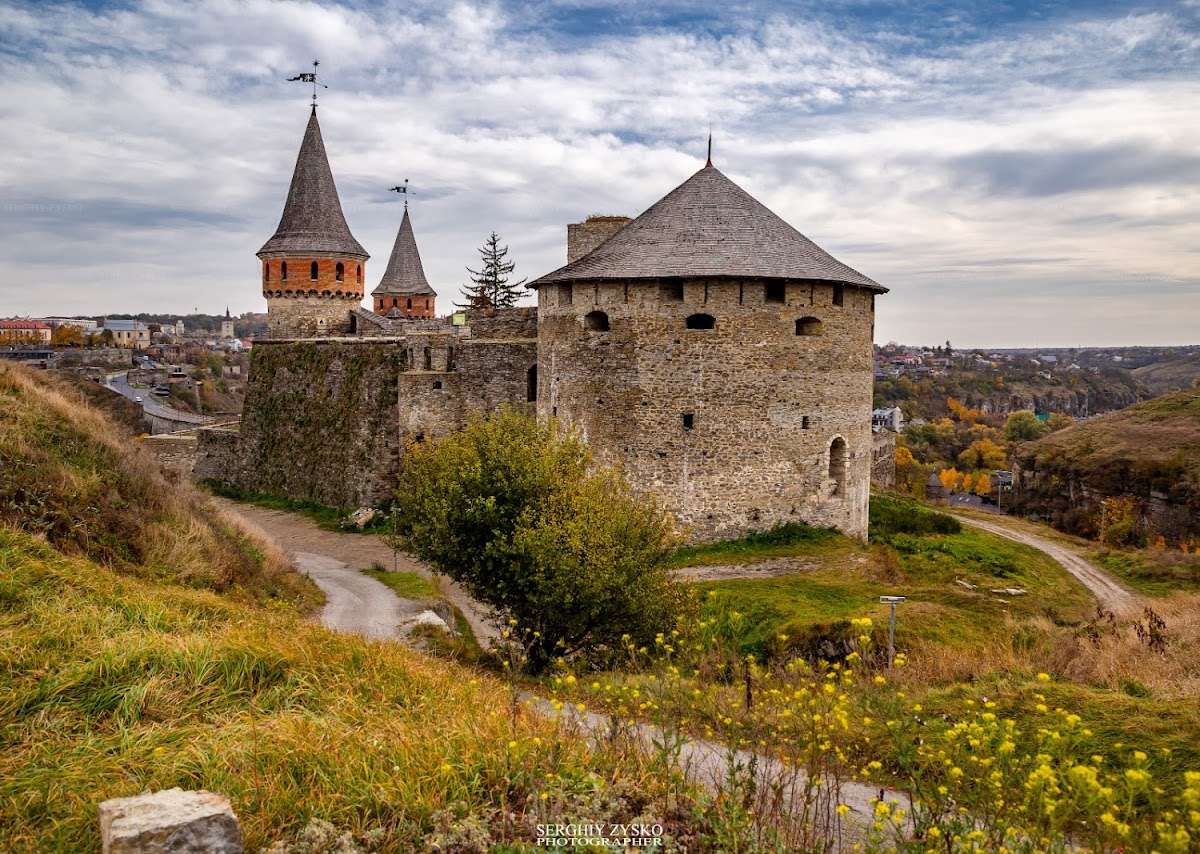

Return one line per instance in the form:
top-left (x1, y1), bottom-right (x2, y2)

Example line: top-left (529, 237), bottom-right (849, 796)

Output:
top-left (388, 179), bottom-right (410, 209)
top-left (287, 59), bottom-right (327, 110)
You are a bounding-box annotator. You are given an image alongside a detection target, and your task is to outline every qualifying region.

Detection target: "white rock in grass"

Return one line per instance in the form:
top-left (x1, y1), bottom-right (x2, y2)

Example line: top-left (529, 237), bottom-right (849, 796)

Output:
top-left (99, 788), bottom-right (243, 853)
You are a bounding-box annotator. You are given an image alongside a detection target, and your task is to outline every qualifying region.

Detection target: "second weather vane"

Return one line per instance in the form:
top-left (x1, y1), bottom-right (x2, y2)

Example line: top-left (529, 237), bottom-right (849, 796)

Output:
top-left (389, 179), bottom-right (410, 208)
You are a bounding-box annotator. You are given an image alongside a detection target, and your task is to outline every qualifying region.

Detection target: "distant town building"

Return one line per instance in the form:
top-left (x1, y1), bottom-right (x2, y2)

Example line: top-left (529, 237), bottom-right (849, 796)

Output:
top-left (103, 319), bottom-right (151, 348)
top-left (43, 317), bottom-right (99, 332)
top-left (220, 308), bottom-right (235, 339)
top-left (872, 406), bottom-right (904, 432)
top-left (0, 319), bottom-right (52, 344)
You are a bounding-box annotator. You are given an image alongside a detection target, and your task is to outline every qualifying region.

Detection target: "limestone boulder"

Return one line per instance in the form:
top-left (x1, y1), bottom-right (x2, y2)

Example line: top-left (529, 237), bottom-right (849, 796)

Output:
top-left (98, 788), bottom-right (243, 854)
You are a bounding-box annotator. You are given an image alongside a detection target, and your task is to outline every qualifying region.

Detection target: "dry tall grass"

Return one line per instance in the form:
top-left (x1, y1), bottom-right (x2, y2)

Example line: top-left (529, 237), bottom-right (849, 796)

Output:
top-left (1050, 594), bottom-right (1200, 697)
top-left (0, 362), bottom-right (314, 607)
top-left (0, 528), bottom-right (700, 851)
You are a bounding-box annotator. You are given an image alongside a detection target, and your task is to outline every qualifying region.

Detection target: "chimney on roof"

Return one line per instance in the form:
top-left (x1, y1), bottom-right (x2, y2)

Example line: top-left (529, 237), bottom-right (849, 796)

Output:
top-left (567, 215), bottom-right (631, 264)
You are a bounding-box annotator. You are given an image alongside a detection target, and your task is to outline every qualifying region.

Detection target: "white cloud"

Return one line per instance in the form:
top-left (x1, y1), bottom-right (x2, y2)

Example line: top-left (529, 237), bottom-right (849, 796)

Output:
top-left (0, 0), bottom-right (1197, 346)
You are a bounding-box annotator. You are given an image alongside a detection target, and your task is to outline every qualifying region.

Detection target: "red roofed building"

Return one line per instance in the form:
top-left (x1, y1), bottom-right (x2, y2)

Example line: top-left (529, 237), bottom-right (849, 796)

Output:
top-left (0, 319), bottom-right (51, 344)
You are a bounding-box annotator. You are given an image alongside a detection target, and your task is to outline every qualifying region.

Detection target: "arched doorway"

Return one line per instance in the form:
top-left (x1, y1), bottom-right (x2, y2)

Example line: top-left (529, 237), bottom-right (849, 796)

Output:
top-left (829, 437), bottom-right (847, 497)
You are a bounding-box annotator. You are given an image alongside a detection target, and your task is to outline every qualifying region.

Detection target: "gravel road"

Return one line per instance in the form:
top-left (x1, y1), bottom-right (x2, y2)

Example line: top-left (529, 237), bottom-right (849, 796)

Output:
top-left (953, 514), bottom-right (1139, 616)
top-left (215, 498), bottom-right (497, 644)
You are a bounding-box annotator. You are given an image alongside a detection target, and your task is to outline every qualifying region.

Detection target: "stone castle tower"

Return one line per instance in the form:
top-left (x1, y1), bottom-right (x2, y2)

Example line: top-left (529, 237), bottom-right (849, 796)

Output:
top-left (259, 108), bottom-right (368, 338)
top-left (530, 162), bottom-right (886, 541)
top-left (371, 208), bottom-right (437, 318)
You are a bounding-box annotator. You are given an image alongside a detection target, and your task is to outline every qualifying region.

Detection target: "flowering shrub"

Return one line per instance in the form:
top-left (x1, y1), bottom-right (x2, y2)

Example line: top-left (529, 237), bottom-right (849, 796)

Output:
top-left (546, 615), bottom-right (1200, 852)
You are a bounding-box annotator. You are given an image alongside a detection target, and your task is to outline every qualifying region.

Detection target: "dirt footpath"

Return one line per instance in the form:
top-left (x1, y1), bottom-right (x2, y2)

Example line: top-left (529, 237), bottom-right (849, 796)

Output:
top-left (216, 498), bottom-right (497, 644)
top-left (953, 513), bottom-right (1139, 616)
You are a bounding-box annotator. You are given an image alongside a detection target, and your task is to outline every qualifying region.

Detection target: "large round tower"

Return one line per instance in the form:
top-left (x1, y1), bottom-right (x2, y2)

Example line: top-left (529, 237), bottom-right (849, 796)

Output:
top-left (530, 163), bottom-right (887, 542)
top-left (258, 108), bottom-right (368, 338)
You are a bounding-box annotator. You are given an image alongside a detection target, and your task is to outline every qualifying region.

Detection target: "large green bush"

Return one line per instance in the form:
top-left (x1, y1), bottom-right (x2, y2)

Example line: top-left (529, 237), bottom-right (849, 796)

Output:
top-left (392, 408), bottom-right (686, 671)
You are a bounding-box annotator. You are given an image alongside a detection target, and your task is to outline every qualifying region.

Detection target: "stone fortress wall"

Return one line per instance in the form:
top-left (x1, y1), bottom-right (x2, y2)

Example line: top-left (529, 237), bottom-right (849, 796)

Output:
top-left (197, 310), bottom-right (536, 510)
top-left (537, 278), bottom-right (876, 541)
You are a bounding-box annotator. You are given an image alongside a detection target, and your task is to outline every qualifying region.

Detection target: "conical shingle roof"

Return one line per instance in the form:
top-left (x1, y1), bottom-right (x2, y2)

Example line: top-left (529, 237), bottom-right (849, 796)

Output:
top-left (530, 165), bottom-right (885, 292)
top-left (372, 208), bottom-right (436, 297)
top-left (257, 109), bottom-right (368, 259)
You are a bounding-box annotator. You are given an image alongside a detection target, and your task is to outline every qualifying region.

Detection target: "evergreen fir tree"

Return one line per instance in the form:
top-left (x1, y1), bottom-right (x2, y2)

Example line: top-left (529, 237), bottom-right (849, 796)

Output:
top-left (458, 232), bottom-right (527, 310)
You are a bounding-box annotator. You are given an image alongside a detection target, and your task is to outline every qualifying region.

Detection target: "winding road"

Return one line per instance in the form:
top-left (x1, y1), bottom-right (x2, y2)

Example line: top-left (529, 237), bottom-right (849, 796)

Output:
top-left (106, 371), bottom-right (214, 430)
top-left (216, 498), bottom-right (496, 644)
top-left (951, 513), bottom-right (1138, 616)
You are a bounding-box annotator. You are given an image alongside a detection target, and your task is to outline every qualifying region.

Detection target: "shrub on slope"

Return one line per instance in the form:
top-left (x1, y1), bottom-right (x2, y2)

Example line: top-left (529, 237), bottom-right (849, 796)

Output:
top-left (0, 362), bottom-right (312, 606)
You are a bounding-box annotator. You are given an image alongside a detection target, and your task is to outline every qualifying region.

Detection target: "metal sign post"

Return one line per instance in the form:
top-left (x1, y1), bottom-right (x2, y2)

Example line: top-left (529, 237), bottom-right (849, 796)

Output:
top-left (880, 595), bottom-right (906, 670)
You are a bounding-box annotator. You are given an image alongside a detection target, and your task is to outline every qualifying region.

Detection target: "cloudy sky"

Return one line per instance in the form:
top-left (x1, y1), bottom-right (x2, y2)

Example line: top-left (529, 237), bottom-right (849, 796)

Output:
top-left (2, 0), bottom-right (1197, 347)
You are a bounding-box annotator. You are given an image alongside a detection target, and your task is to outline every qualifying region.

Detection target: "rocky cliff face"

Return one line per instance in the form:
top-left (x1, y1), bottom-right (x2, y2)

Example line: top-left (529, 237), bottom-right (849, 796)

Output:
top-left (961, 385), bottom-right (1143, 419)
top-left (1009, 390), bottom-right (1200, 545)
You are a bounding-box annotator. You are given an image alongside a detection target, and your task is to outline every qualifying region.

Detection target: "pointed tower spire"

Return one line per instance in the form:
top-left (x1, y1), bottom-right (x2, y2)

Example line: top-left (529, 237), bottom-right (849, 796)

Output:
top-left (257, 110), bottom-right (367, 258)
top-left (705, 130), bottom-right (713, 168)
top-left (372, 207), bottom-right (437, 319)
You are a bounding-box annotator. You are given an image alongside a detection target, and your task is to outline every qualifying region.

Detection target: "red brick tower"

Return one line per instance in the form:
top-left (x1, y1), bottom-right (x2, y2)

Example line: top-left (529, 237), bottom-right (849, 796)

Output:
top-left (371, 207), bottom-right (437, 319)
top-left (258, 107), bottom-right (368, 338)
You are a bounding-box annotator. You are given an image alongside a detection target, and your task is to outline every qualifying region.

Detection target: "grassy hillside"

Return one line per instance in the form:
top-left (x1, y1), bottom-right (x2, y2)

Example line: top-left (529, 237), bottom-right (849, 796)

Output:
top-left (1132, 354), bottom-right (1200, 395)
top-left (686, 497), bottom-right (1093, 682)
top-left (1020, 389), bottom-right (1200, 482)
top-left (45, 370), bottom-right (146, 435)
top-left (0, 361), bottom-right (712, 849)
top-left (0, 529), bottom-right (697, 850)
top-left (0, 362), bottom-right (311, 606)
top-left (1011, 389), bottom-right (1200, 542)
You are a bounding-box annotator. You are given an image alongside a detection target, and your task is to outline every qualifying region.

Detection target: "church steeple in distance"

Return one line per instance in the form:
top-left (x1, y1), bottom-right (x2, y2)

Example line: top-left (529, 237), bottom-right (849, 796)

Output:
top-left (258, 96), bottom-right (369, 339)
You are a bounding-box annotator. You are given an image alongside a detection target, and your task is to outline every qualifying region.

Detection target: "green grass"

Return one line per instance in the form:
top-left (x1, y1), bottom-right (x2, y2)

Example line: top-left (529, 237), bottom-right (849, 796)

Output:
top-left (362, 567), bottom-right (438, 599)
top-left (201, 481), bottom-right (390, 535)
top-left (0, 527), bottom-right (704, 851)
top-left (666, 521), bottom-right (840, 568)
top-left (689, 498), bottom-right (1092, 661)
top-left (361, 567), bottom-right (488, 664)
top-left (1090, 548), bottom-right (1200, 595)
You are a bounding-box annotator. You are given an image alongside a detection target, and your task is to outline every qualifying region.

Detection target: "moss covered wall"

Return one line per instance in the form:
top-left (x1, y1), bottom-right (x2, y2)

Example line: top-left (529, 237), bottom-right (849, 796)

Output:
top-left (235, 340), bottom-right (402, 509)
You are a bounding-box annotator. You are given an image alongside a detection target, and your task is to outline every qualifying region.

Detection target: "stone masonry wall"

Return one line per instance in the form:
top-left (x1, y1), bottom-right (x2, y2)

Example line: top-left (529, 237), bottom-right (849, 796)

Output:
top-left (204, 309), bottom-right (536, 510)
top-left (538, 278), bottom-right (876, 541)
top-left (228, 340), bottom-right (403, 508)
top-left (567, 217), bottom-right (632, 264)
top-left (194, 426), bottom-right (242, 483)
top-left (141, 434), bottom-right (200, 476)
top-left (871, 430), bottom-right (896, 489)
top-left (264, 295), bottom-right (359, 339)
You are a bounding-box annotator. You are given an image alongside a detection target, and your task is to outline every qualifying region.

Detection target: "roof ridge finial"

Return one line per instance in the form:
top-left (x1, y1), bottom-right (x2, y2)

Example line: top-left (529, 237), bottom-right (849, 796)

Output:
top-left (389, 179), bottom-right (410, 209)
top-left (706, 126), bottom-right (713, 168)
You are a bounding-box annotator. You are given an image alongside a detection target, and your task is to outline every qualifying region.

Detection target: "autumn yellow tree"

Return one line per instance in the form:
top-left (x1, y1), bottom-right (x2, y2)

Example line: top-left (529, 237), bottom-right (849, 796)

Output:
top-left (957, 437), bottom-right (1007, 470)
top-left (947, 397), bottom-right (984, 423)
top-left (50, 325), bottom-right (82, 346)
top-left (971, 471), bottom-right (992, 496)
top-left (938, 466), bottom-right (962, 493)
